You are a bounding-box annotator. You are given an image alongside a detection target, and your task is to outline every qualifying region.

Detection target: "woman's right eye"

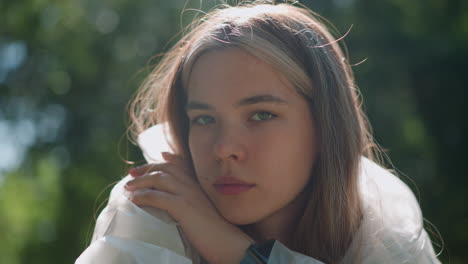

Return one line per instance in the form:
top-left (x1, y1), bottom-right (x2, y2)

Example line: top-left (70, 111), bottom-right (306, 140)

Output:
top-left (191, 115), bottom-right (215, 126)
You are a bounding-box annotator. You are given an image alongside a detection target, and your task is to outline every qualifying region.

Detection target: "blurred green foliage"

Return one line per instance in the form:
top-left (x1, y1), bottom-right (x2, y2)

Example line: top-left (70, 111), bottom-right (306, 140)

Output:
top-left (0, 0), bottom-right (466, 263)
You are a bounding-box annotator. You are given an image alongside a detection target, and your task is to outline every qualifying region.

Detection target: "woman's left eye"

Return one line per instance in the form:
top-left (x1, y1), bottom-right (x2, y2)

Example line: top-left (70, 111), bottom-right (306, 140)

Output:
top-left (251, 111), bottom-right (276, 121)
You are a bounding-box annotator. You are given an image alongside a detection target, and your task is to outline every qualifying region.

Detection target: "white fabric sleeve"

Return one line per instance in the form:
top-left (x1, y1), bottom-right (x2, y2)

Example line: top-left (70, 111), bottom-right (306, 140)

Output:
top-left (340, 157), bottom-right (442, 264)
top-left (74, 175), bottom-right (195, 264)
top-left (75, 124), bottom-right (202, 264)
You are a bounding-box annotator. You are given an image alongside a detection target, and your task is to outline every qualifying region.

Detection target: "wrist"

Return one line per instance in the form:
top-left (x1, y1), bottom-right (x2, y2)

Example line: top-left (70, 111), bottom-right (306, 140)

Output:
top-left (229, 235), bottom-right (255, 264)
top-left (211, 232), bottom-right (254, 264)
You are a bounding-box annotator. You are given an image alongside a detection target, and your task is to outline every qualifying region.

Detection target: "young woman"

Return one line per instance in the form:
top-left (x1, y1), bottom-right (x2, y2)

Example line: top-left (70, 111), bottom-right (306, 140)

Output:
top-left (76, 1), bottom-right (441, 263)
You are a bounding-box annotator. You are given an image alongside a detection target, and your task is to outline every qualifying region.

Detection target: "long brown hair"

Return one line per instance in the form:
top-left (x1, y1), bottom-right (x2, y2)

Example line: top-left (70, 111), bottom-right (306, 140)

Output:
top-left (128, 1), bottom-right (376, 263)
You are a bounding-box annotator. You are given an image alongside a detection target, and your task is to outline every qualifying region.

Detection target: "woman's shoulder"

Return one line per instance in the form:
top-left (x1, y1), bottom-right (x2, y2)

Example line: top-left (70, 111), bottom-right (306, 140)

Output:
top-left (359, 157), bottom-right (423, 236)
top-left (352, 157), bottom-right (440, 263)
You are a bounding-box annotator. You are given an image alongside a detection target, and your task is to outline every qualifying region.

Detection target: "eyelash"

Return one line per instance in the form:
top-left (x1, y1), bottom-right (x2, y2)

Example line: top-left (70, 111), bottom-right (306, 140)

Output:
top-left (190, 111), bottom-right (277, 126)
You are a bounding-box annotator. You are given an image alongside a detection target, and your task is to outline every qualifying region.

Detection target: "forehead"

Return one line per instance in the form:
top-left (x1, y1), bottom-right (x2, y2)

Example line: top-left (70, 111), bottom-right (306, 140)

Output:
top-left (186, 48), bottom-right (296, 102)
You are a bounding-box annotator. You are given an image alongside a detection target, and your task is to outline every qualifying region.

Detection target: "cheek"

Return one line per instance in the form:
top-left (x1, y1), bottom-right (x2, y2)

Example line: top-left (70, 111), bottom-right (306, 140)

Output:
top-left (188, 132), bottom-right (212, 181)
top-left (188, 129), bottom-right (208, 159)
top-left (260, 125), bottom-right (316, 188)
top-left (262, 148), bottom-right (313, 189)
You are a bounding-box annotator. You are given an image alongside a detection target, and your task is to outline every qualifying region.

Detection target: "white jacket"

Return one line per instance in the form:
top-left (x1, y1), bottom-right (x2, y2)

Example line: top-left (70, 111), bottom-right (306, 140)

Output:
top-left (76, 124), bottom-right (441, 264)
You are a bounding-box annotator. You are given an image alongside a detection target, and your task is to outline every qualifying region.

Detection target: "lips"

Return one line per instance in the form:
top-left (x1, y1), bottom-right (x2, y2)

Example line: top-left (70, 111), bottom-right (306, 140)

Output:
top-left (213, 176), bottom-right (255, 195)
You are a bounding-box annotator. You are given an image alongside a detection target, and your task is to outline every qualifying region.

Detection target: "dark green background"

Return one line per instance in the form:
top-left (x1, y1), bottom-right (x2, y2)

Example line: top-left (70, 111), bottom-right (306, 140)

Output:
top-left (0, 0), bottom-right (465, 263)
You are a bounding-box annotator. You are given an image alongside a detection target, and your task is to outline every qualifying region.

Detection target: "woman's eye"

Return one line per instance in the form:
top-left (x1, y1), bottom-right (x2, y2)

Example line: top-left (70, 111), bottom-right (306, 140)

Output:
top-left (191, 115), bottom-right (215, 125)
top-left (251, 111), bottom-right (276, 121)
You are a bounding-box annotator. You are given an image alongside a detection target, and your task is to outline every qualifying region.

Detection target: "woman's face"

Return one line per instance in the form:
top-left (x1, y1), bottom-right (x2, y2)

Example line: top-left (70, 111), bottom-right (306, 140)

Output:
top-left (186, 48), bottom-right (318, 225)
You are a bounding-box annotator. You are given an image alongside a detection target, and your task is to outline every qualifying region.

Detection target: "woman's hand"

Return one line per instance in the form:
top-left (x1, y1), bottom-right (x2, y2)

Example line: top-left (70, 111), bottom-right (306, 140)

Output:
top-left (125, 152), bottom-right (254, 264)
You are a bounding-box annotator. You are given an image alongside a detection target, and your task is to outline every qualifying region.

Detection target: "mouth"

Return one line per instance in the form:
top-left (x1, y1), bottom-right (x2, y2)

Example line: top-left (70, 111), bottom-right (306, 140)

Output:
top-left (213, 184), bottom-right (255, 195)
top-left (213, 175), bottom-right (255, 195)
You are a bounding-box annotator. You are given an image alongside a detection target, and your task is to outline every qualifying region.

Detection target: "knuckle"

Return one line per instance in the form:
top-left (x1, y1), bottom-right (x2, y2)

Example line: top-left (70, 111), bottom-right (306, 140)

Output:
top-left (147, 171), bottom-right (171, 184)
top-left (142, 164), bottom-right (159, 173)
top-left (133, 190), bottom-right (158, 203)
top-left (145, 170), bottom-right (164, 178)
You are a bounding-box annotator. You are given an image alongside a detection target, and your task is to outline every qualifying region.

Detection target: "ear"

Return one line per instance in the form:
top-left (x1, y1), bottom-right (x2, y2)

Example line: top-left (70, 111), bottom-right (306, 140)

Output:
top-left (138, 123), bottom-right (176, 163)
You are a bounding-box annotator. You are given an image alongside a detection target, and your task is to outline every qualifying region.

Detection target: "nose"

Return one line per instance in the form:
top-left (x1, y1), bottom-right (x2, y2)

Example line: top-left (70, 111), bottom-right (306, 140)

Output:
top-left (213, 125), bottom-right (247, 162)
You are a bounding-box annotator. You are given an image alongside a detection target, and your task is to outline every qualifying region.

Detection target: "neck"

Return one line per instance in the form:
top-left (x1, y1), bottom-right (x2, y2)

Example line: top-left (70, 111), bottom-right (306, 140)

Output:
top-left (242, 189), bottom-right (308, 246)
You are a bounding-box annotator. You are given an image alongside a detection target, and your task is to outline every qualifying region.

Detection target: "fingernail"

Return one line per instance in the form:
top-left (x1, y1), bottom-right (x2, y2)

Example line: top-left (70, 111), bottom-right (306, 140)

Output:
top-left (161, 152), bottom-right (172, 161)
top-left (128, 168), bottom-right (136, 176)
top-left (128, 166), bottom-right (141, 177)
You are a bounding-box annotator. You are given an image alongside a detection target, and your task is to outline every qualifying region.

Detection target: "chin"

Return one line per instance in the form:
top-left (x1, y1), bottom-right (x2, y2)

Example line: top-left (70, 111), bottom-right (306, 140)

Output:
top-left (218, 207), bottom-right (262, 226)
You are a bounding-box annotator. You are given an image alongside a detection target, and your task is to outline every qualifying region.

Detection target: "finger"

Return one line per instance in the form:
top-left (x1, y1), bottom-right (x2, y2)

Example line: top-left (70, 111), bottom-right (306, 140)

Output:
top-left (162, 153), bottom-right (197, 182)
top-left (161, 152), bottom-right (175, 162)
top-left (129, 189), bottom-right (183, 219)
top-left (130, 161), bottom-right (195, 185)
top-left (125, 171), bottom-right (180, 195)
top-left (129, 163), bottom-right (164, 177)
top-left (161, 152), bottom-right (186, 165)
top-left (129, 162), bottom-right (182, 178)
top-left (162, 153), bottom-right (192, 175)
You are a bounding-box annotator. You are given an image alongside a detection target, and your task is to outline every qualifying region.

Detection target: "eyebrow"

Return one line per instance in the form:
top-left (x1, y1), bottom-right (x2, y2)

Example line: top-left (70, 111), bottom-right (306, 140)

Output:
top-left (185, 94), bottom-right (288, 111)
